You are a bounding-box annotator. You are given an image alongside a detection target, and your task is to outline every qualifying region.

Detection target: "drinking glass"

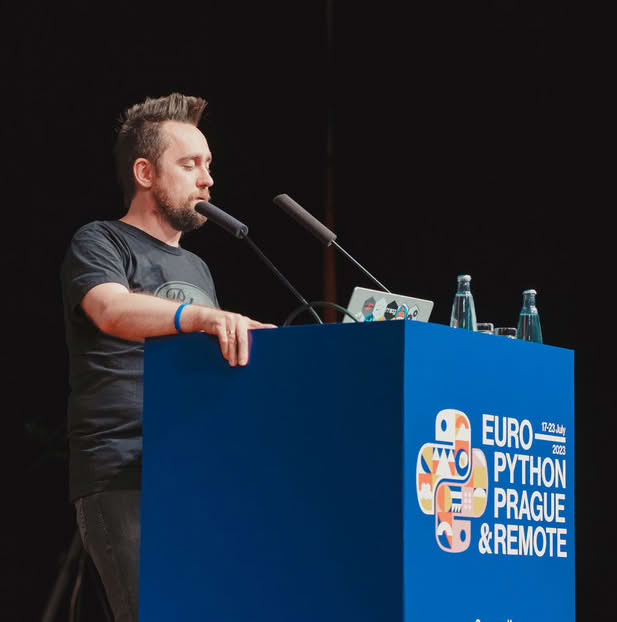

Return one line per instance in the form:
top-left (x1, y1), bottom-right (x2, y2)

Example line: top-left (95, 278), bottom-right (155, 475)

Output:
top-left (477, 322), bottom-right (495, 334)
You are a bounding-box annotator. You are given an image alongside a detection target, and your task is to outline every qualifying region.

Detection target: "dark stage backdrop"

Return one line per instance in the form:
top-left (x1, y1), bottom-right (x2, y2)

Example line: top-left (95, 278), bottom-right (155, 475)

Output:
top-left (3, 1), bottom-right (608, 620)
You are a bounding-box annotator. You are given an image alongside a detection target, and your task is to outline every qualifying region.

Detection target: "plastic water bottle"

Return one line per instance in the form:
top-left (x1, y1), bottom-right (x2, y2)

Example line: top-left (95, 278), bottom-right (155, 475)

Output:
top-left (517, 289), bottom-right (543, 343)
top-left (450, 274), bottom-right (477, 331)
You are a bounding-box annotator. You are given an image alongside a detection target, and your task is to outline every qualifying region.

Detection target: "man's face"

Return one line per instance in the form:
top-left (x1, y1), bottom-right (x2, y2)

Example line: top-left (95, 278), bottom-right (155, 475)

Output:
top-left (151, 120), bottom-right (214, 232)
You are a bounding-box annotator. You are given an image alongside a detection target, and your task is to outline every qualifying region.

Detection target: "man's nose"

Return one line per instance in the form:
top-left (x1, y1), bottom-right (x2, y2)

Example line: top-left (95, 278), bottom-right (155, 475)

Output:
top-left (197, 168), bottom-right (214, 188)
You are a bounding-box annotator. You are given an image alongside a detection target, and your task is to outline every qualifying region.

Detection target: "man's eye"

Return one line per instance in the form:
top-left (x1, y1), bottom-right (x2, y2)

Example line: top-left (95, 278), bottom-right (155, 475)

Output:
top-left (183, 164), bottom-right (194, 170)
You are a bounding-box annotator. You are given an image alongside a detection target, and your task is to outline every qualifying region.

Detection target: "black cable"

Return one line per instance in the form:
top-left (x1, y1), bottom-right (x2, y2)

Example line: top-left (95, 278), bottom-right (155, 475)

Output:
top-left (283, 301), bottom-right (359, 326)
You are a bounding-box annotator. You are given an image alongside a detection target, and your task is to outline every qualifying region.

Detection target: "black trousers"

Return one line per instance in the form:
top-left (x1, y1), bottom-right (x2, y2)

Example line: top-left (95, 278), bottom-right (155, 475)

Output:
top-left (75, 491), bottom-right (141, 622)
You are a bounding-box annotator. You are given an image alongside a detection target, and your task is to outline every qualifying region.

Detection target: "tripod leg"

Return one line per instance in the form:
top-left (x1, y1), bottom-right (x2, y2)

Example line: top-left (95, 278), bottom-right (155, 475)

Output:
top-left (40, 529), bottom-right (83, 622)
top-left (85, 555), bottom-right (115, 622)
top-left (68, 545), bottom-right (87, 622)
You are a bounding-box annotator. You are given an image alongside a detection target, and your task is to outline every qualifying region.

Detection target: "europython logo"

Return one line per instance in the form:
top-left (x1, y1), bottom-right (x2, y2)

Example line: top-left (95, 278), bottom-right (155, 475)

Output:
top-left (416, 409), bottom-right (489, 553)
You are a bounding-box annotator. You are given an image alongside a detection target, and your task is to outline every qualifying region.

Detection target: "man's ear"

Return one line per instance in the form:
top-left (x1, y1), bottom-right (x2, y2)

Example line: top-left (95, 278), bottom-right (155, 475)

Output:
top-left (133, 158), bottom-right (154, 190)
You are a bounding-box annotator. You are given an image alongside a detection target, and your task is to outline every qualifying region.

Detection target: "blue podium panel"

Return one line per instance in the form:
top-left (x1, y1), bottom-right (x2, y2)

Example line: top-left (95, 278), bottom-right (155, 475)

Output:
top-left (141, 321), bottom-right (574, 622)
top-left (402, 322), bottom-right (574, 622)
top-left (141, 323), bottom-right (406, 622)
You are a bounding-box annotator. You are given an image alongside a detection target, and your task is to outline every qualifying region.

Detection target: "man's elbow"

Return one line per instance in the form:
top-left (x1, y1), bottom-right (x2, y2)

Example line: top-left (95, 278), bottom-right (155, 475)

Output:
top-left (82, 284), bottom-right (131, 337)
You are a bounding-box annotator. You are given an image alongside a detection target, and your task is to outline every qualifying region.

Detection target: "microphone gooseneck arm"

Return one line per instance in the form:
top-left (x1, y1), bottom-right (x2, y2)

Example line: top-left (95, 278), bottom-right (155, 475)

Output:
top-left (243, 236), bottom-right (323, 324)
top-left (195, 201), bottom-right (323, 324)
top-left (273, 193), bottom-right (391, 293)
top-left (331, 241), bottom-right (391, 293)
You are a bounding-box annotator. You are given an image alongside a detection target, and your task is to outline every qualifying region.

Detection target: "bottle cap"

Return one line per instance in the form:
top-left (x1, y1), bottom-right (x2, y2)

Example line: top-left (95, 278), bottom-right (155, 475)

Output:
top-left (457, 274), bottom-right (471, 282)
top-left (522, 289), bottom-right (537, 295)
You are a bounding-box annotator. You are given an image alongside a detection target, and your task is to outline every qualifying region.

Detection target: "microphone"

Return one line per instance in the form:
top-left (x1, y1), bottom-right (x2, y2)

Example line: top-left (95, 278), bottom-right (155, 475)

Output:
top-left (195, 200), bottom-right (248, 239)
top-left (272, 194), bottom-right (337, 246)
top-left (195, 201), bottom-right (323, 324)
top-left (272, 193), bottom-right (391, 293)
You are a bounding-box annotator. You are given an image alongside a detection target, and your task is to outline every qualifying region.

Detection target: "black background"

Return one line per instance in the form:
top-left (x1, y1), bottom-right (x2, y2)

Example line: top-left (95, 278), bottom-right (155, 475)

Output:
top-left (3, 1), bottom-right (610, 620)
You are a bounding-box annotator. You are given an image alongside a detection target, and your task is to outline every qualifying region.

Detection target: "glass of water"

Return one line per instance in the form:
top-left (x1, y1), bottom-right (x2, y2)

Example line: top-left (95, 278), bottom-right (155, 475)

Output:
top-left (477, 322), bottom-right (495, 334)
top-left (494, 327), bottom-right (517, 339)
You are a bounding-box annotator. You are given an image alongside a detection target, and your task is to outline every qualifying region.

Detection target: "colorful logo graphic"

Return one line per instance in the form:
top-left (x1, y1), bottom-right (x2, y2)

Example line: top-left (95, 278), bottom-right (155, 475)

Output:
top-left (416, 409), bottom-right (488, 552)
top-left (354, 296), bottom-right (420, 322)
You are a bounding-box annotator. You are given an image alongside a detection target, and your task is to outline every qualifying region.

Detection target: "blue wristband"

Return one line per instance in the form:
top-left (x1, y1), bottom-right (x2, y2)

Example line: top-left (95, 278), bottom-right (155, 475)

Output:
top-left (174, 303), bottom-right (191, 334)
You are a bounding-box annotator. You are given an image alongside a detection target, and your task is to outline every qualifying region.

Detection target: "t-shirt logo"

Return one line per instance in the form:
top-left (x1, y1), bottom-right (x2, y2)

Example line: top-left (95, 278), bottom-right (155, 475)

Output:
top-left (154, 281), bottom-right (215, 306)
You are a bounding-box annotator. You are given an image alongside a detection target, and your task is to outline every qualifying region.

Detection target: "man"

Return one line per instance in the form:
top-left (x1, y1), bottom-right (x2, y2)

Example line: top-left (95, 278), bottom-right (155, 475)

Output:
top-left (60, 93), bottom-right (274, 621)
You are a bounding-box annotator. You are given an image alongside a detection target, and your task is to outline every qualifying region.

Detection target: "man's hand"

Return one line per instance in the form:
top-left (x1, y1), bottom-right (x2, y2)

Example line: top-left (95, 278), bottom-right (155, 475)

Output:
top-left (193, 307), bottom-right (276, 367)
top-left (82, 283), bottom-right (276, 366)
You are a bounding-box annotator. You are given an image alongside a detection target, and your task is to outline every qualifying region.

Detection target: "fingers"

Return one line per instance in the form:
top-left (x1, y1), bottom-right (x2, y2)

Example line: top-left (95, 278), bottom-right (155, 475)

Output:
top-left (205, 309), bottom-right (277, 367)
top-left (213, 313), bottom-right (249, 367)
top-left (247, 318), bottom-right (277, 330)
top-left (216, 319), bottom-right (238, 367)
top-left (235, 317), bottom-right (250, 367)
top-left (220, 324), bottom-right (237, 367)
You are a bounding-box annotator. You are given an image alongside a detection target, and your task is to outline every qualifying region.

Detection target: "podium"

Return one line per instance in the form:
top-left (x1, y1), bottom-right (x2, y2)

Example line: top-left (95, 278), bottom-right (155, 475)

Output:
top-left (141, 320), bottom-right (574, 621)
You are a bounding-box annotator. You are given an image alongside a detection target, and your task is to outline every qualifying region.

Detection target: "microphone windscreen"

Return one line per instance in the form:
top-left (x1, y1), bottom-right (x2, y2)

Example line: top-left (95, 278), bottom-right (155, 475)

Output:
top-left (195, 201), bottom-right (249, 239)
top-left (273, 194), bottom-right (337, 246)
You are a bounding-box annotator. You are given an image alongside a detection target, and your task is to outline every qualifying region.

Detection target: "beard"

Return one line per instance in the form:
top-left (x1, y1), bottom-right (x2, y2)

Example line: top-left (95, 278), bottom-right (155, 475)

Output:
top-left (152, 184), bottom-right (206, 233)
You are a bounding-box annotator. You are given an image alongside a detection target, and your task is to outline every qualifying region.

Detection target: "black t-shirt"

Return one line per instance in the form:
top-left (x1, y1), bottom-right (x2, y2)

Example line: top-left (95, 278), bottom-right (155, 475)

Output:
top-left (60, 220), bottom-right (219, 501)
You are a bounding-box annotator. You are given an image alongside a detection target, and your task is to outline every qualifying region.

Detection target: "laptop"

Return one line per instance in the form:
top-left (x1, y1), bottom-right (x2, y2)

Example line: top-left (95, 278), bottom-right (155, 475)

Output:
top-left (342, 286), bottom-right (434, 323)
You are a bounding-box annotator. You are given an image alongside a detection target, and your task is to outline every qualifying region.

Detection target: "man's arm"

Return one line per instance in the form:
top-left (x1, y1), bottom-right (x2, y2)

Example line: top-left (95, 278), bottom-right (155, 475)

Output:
top-left (82, 282), bottom-right (275, 367)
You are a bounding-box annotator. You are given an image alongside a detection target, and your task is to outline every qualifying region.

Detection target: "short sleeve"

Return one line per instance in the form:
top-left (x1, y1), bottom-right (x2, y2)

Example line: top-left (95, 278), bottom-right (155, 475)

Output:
top-left (61, 222), bottom-right (131, 313)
